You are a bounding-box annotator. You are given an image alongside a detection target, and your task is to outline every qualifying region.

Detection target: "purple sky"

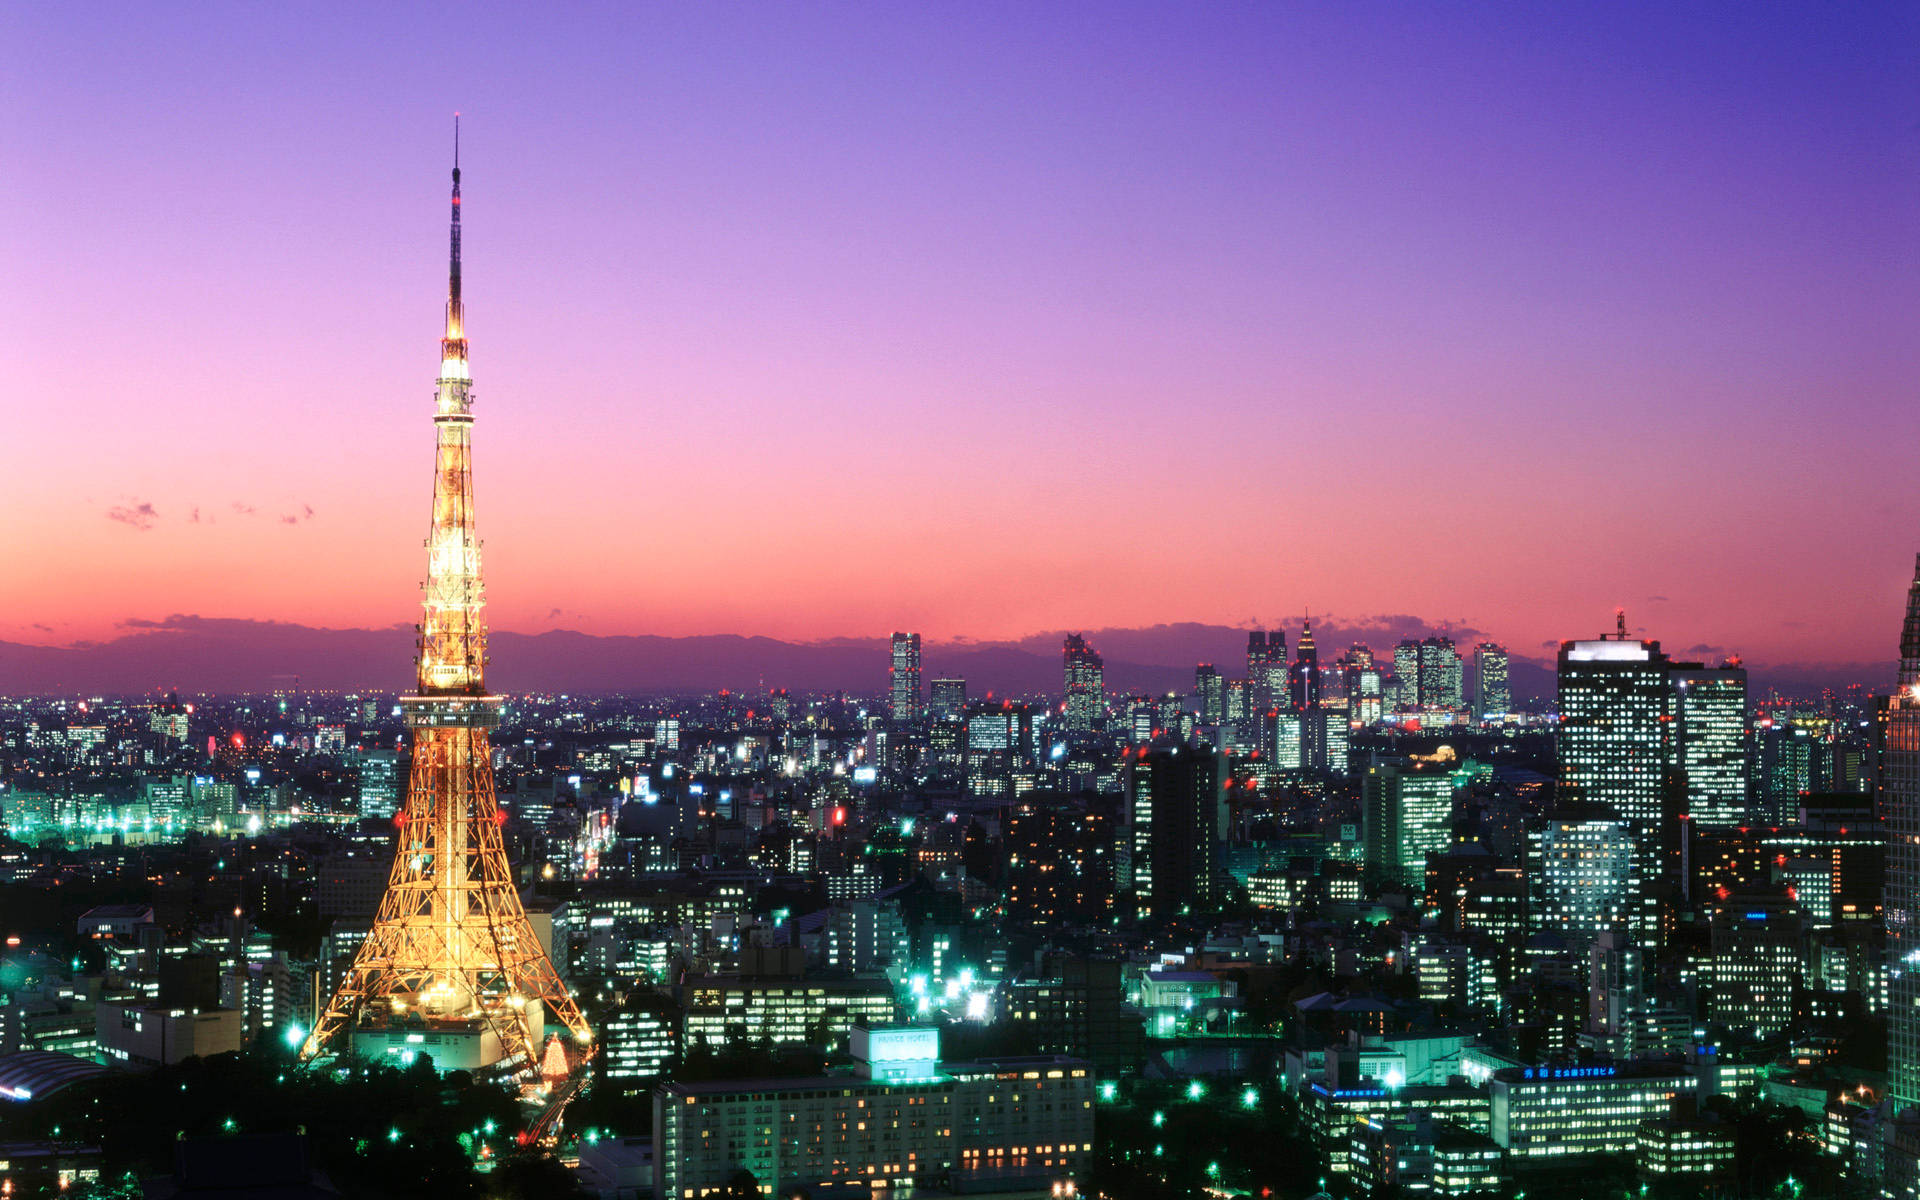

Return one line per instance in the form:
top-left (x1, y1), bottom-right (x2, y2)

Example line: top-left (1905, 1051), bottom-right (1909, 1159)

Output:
top-left (2, 4), bottom-right (1917, 670)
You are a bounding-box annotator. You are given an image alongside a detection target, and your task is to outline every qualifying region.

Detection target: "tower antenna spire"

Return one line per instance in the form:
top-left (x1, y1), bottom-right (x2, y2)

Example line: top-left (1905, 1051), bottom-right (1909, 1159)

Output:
top-left (443, 115), bottom-right (465, 365)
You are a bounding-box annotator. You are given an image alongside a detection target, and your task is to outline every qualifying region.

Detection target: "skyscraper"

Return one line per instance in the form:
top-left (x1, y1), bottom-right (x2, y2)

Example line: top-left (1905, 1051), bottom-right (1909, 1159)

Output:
top-left (1393, 640), bottom-right (1420, 712)
top-left (1125, 744), bottom-right (1226, 919)
top-left (1670, 664), bottom-right (1748, 826)
top-left (1533, 808), bottom-right (1635, 948)
top-left (1472, 642), bottom-right (1510, 722)
top-left (889, 632), bottom-right (922, 722)
top-left (1556, 618), bottom-right (1677, 949)
top-left (1884, 554), bottom-right (1920, 1114)
top-left (1556, 631), bottom-right (1671, 829)
top-left (1361, 760), bottom-right (1457, 890)
top-left (1290, 617), bottom-right (1320, 712)
top-left (1345, 644), bottom-right (1383, 726)
top-left (1194, 664), bottom-right (1225, 726)
top-left (1418, 636), bottom-right (1464, 711)
top-left (929, 677), bottom-right (967, 721)
top-left (1247, 629), bottom-right (1287, 714)
top-left (302, 134), bottom-right (592, 1093)
top-left (1062, 634), bottom-right (1105, 733)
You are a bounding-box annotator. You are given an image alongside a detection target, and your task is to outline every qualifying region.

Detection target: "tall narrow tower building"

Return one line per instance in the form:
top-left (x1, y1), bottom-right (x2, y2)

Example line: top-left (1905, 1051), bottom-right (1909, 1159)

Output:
top-left (889, 632), bottom-right (923, 721)
top-left (1885, 555), bottom-right (1920, 1114)
top-left (301, 131), bottom-right (592, 1089)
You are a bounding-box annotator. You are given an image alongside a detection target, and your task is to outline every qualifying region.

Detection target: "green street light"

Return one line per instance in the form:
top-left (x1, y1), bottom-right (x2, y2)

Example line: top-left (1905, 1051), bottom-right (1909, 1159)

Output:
top-left (1099, 1081), bottom-right (1118, 1102)
top-left (1152, 1111), bottom-right (1166, 1128)
top-left (1186, 1080), bottom-right (1206, 1100)
top-left (1241, 1085), bottom-right (1259, 1109)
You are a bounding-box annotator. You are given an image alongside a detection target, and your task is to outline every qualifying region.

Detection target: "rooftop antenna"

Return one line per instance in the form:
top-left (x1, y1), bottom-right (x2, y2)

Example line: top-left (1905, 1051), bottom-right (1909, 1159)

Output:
top-left (1615, 607), bottom-right (1628, 640)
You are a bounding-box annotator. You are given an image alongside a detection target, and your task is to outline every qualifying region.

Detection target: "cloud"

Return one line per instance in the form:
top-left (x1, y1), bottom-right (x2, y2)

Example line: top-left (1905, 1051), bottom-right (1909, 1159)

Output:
top-left (1646, 595), bottom-right (1670, 603)
top-left (278, 504), bottom-right (317, 526)
top-left (1684, 642), bottom-right (1727, 656)
top-left (547, 607), bottom-right (564, 619)
top-left (232, 502), bottom-right (256, 517)
top-left (107, 502), bottom-right (159, 530)
top-left (189, 507), bottom-right (202, 524)
top-left (29, 623), bottom-right (52, 634)
top-left (280, 515), bottom-right (299, 525)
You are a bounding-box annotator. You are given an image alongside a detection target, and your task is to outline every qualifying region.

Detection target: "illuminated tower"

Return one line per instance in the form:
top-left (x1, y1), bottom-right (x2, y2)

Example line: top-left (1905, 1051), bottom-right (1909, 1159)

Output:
top-left (1886, 554), bottom-right (1920, 1114)
top-left (302, 127), bottom-right (592, 1087)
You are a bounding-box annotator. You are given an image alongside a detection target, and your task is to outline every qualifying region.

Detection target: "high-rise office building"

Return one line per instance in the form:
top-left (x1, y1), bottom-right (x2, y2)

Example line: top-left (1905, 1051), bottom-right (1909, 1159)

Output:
top-left (1271, 711), bottom-right (1303, 771)
top-left (1557, 625), bottom-right (1676, 950)
top-left (1361, 760), bottom-right (1457, 889)
top-left (1248, 630), bottom-right (1287, 714)
top-left (1393, 641), bottom-right (1420, 712)
top-left (1754, 719), bottom-right (1814, 825)
top-left (1533, 808), bottom-right (1634, 948)
top-left (1556, 631), bottom-right (1671, 830)
top-left (1195, 664), bottom-right (1225, 726)
top-left (1418, 637), bottom-right (1464, 711)
top-left (356, 750), bottom-right (399, 820)
top-left (1344, 645), bottom-right (1383, 726)
top-left (1472, 643), bottom-right (1510, 722)
top-left (1291, 618), bottom-right (1320, 712)
top-left (1706, 891), bottom-right (1804, 1038)
top-left (1671, 664), bottom-right (1748, 826)
top-left (1884, 554), bottom-right (1920, 1115)
top-left (889, 632), bottom-right (923, 722)
top-left (1124, 744), bottom-right (1226, 919)
top-left (929, 677), bottom-right (967, 721)
top-left (1062, 634), bottom-right (1105, 733)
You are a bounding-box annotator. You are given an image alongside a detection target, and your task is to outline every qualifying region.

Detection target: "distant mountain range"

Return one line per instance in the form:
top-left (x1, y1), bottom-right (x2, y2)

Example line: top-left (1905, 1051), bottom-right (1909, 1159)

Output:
top-left (0, 613), bottom-right (1891, 702)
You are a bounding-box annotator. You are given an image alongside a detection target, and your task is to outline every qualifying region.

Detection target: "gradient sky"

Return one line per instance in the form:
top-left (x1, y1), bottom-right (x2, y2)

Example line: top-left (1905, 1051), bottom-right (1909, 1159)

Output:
top-left (3, 3), bottom-right (1917, 667)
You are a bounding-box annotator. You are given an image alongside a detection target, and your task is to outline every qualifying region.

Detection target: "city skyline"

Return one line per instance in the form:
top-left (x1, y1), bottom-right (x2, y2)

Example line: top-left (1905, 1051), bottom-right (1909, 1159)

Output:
top-left (5, 4), bottom-right (1917, 669)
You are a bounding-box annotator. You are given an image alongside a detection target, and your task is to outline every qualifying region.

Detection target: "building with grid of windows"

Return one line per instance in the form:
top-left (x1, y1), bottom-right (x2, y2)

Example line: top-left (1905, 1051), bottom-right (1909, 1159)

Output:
top-left (679, 974), bottom-right (896, 1051)
top-left (1671, 664), bottom-right (1749, 826)
top-left (1635, 1116), bottom-right (1735, 1179)
top-left (654, 1028), bottom-right (1093, 1198)
top-left (1531, 807), bottom-right (1634, 948)
top-left (889, 633), bottom-right (923, 722)
top-left (1489, 1063), bottom-right (1689, 1160)
top-left (1362, 760), bottom-right (1457, 889)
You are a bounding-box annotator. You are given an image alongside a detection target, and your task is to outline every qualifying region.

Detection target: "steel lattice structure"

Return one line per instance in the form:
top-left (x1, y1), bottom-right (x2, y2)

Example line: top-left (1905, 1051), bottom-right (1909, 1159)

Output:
top-left (300, 125), bottom-right (593, 1082)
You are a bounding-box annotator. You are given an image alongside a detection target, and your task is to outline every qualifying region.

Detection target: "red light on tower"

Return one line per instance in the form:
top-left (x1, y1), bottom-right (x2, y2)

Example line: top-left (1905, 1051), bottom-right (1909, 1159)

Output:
top-left (831, 807), bottom-right (846, 826)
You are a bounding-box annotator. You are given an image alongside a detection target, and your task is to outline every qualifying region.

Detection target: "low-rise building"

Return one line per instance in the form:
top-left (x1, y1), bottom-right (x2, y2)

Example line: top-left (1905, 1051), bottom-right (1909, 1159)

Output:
top-left (1489, 1063), bottom-right (1690, 1160)
top-left (94, 1003), bottom-right (242, 1069)
top-left (1635, 1116), bottom-right (1736, 1179)
top-left (653, 1027), bottom-right (1093, 1198)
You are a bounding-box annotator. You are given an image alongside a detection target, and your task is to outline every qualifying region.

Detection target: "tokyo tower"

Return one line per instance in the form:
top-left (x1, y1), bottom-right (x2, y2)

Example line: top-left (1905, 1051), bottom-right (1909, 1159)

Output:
top-left (300, 123), bottom-right (593, 1090)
